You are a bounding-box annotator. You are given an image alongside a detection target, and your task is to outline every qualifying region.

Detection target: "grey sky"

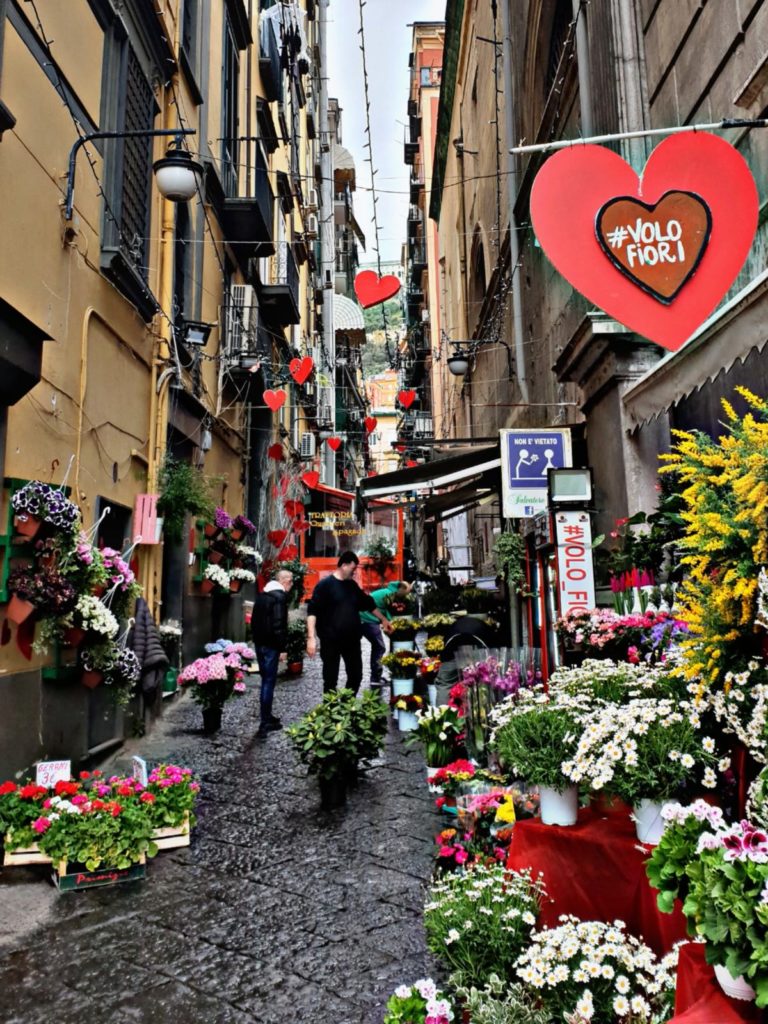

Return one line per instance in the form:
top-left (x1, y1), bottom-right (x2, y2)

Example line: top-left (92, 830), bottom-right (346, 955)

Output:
top-left (327, 0), bottom-right (446, 266)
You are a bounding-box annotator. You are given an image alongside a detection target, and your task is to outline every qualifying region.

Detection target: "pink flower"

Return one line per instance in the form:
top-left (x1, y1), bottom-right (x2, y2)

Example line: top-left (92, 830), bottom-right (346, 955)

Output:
top-left (454, 847), bottom-right (469, 864)
top-left (31, 817), bottom-right (51, 834)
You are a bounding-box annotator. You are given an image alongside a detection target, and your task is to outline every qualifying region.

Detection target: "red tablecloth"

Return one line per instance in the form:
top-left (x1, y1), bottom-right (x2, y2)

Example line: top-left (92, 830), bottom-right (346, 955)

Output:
top-left (668, 942), bottom-right (761, 1023)
top-left (506, 806), bottom-right (688, 955)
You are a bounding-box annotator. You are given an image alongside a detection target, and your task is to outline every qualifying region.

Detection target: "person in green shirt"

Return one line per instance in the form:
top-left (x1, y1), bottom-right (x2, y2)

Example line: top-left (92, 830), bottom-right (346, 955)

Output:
top-left (360, 579), bottom-right (413, 691)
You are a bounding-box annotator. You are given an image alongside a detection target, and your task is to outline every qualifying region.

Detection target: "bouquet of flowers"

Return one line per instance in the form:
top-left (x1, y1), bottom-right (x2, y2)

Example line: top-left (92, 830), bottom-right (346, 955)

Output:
top-left (203, 563), bottom-right (231, 591)
top-left (390, 693), bottom-right (424, 714)
top-left (424, 635), bottom-right (445, 655)
top-left (420, 656), bottom-right (442, 682)
top-left (411, 704), bottom-right (463, 767)
top-left (382, 649), bottom-right (421, 679)
top-left (429, 758), bottom-right (477, 798)
top-left (424, 863), bottom-right (544, 988)
top-left (646, 799), bottom-right (725, 917)
top-left (513, 916), bottom-right (678, 1022)
top-left (389, 617), bottom-right (417, 641)
top-left (434, 827), bottom-right (472, 871)
top-left (11, 481), bottom-right (81, 533)
top-left (177, 650), bottom-right (248, 708)
top-left (384, 979), bottom-right (454, 1024)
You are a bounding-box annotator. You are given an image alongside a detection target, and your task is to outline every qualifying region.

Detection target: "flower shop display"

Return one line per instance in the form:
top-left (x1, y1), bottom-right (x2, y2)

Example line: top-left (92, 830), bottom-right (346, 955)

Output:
top-left (11, 481), bottom-right (81, 538)
top-left (177, 647), bottom-right (251, 732)
top-left (201, 563), bottom-right (231, 594)
top-left (556, 607), bottom-right (683, 664)
top-left (383, 978), bottom-right (454, 1024)
top-left (424, 863), bottom-right (544, 988)
top-left (287, 690), bottom-right (387, 807)
top-left (389, 616), bottom-right (418, 648)
top-left (453, 974), bottom-right (550, 1024)
top-left (382, 649), bottom-right (421, 695)
top-left (390, 692), bottom-right (424, 731)
top-left (548, 657), bottom-right (688, 705)
top-left (513, 916), bottom-right (678, 1022)
top-left (460, 653), bottom-right (541, 761)
top-left (411, 704), bottom-right (464, 770)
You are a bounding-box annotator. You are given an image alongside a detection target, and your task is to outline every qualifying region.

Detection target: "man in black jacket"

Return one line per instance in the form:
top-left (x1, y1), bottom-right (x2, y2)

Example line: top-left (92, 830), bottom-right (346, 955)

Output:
top-left (251, 568), bottom-right (293, 738)
top-left (306, 551), bottom-right (392, 694)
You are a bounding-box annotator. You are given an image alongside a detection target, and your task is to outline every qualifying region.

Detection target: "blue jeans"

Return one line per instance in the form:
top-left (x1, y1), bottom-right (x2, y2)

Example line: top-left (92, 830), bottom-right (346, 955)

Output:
top-left (360, 621), bottom-right (386, 685)
top-left (256, 646), bottom-right (280, 722)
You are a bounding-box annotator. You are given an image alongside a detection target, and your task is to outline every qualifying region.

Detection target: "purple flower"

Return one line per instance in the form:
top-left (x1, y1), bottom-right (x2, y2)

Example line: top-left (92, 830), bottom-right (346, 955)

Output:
top-left (214, 507), bottom-right (233, 530)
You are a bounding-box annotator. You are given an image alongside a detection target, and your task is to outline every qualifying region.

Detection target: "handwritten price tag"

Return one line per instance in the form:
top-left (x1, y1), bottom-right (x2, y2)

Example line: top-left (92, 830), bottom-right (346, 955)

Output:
top-left (35, 760), bottom-right (71, 788)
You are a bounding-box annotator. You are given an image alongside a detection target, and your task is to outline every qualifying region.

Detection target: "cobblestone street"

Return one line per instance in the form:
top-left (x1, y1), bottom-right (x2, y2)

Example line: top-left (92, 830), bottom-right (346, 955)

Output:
top-left (0, 658), bottom-right (437, 1024)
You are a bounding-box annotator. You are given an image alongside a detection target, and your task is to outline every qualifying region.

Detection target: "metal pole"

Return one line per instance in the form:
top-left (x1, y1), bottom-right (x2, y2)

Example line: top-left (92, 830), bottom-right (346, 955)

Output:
top-left (572, 0), bottom-right (593, 138)
top-left (510, 117), bottom-right (768, 156)
top-left (319, 0), bottom-right (335, 488)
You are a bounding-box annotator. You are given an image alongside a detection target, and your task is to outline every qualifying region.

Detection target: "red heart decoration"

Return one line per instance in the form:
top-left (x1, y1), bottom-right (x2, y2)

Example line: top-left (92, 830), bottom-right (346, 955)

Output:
top-left (530, 133), bottom-right (759, 351)
top-left (289, 356), bottom-right (314, 385)
top-left (284, 500), bottom-right (305, 518)
top-left (325, 437), bottom-right (342, 451)
top-left (264, 388), bottom-right (287, 411)
top-left (398, 389), bottom-right (417, 410)
top-left (354, 270), bottom-right (402, 309)
top-left (395, 444), bottom-right (406, 453)
top-left (367, 471), bottom-right (377, 478)
top-left (364, 416), bottom-right (377, 433)
top-left (293, 518), bottom-right (311, 532)
top-left (267, 443), bottom-right (284, 461)
top-left (406, 460), bottom-right (418, 468)
top-left (278, 544), bottom-right (298, 561)
top-left (267, 530), bottom-right (288, 547)
top-left (301, 470), bottom-right (320, 489)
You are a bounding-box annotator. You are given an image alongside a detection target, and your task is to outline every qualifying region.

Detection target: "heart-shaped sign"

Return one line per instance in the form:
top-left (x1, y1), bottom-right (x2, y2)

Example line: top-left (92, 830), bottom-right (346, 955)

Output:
top-left (267, 530), bottom-right (288, 547)
top-left (398, 389), bottom-right (416, 409)
top-left (293, 518), bottom-right (311, 533)
top-left (263, 388), bottom-right (287, 412)
top-left (364, 416), bottom-right (377, 433)
top-left (284, 500), bottom-right (305, 518)
top-left (289, 356), bottom-right (314, 385)
top-left (395, 444), bottom-right (406, 453)
top-left (325, 437), bottom-right (342, 451)
top-left (301, 470), bottom-right (320, 489)
top-left (406, 460), bottom-right (418, 468)
top-left (354, 270), bottom-right (402, 309)
top-left (530, 133), bottom-right (758, 351)
top-left (267, 443), bottom-right (284, 461)
top-left (278, 544), bottom-right (298, 561)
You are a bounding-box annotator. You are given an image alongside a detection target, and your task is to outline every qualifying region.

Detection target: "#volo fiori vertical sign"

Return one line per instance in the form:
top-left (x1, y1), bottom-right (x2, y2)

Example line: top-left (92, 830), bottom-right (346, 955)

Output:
top-left (554, 511), bottom-right (595, 617)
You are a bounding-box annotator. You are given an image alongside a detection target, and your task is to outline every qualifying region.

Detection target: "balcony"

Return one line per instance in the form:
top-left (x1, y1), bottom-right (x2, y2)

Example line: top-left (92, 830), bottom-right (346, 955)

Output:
top-left (222, 144), bottom-right (275, 272)
top-left (410, 174), bottom-right (423, 203)
top-left (258, 242), bottom-right (300, 325)
top-left (259, 20), bottom-right (282, 103)
top-left (222, 304), bottom-right (272, 381)
top-left (404, 140), bottom-right (418, 165)
top-left (409, 241), bottom-right (427, 279)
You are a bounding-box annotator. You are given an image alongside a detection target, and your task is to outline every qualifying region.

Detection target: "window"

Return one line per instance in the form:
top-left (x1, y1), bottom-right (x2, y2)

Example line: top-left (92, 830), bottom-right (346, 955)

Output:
top-left (221, 18), bottom-right (239, 196)
top-left (180, 0), bottom-right (202, 98)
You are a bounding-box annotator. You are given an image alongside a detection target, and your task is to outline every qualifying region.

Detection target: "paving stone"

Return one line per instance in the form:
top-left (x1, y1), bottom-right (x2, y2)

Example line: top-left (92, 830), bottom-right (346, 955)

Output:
top-left (0, 657), bottom-right (439, 1022)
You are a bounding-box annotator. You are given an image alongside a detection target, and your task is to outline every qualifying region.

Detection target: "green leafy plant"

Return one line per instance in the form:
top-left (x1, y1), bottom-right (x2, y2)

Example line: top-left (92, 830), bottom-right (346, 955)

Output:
top-left (286, 619), bottom-right (307, 663)
top-left (156, 455), bottom-right (215, 543)
top-left (276, 557), bottom-right (309, 607)
top-left (409, 704), bottom-right (463, 767)
top-left (36, 796), bottom-right (157, 871)
top-left (494, 530), bottom-right (530, 596)
top-left (286, 689), bottom-right (387, 782)
top-left (454, 976), bottom-right (550, 1024)
top-left (645, 800), bottom-right (725, 919)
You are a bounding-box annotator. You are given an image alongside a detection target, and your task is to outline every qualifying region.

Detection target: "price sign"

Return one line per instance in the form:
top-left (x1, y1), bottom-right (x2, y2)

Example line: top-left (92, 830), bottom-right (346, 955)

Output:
top-left (132, 756), bottom-right (148, 787)
top-left (35, 760), bottom-right (71, 788)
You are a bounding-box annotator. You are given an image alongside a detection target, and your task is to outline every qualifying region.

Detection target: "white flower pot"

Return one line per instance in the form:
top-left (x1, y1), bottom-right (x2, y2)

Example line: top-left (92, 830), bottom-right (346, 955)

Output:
top-left (398, 710), bottom-right (418, 732)
top-left (634, 799), bottom-right (665, 845)
top-left (392, 677), bottom-right (414, 697)
top-left (426, 765), bottom-right (441, 793)
top-left (713, 964), bottom-right (756, 1002)
top-left (539, 785), bottom-right (578, 826)
top-left (427, 683), bottom-right (437, 707)
top-left (392, 640), bottom-right (414, 651)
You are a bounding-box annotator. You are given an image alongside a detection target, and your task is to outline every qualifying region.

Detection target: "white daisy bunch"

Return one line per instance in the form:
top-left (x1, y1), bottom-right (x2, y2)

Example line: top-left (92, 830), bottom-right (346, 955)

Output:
top-left (75, 595), bottom-right (119, 638)
top-left (747, 764), bottom-right (768, 828)
top-left (204, 564), bottom-right (231, 589)
top-left (424, 862), bottom-right (545, 989)
top-left (560, 697), bottom-right (726, 805)
top-left (229, 568), bottom-right (256, 583)
top-left (548, 659), bottom-right (674, 704)
top-left (706, 660), bottom-right (768, 764)
top-left (513, 916), bottom-right (677, 1022)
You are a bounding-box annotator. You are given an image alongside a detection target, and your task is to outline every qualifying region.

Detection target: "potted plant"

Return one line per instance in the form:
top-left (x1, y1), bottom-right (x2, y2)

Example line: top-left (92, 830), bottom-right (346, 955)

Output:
top-left (81, 641), bottom-right (141, 703)
top-left (228, 567), bottom-right (255, 593)
top-left (201, 563), bottom-right (231, 595)
top-left (235, 543), bottom-right (263, 572)
top-left (389, 616), bottom-right (418, 650)
top-left (410, 704), bottom-right (464, 784)
top-left (421, 612), bottom-right (456, 638)
top-left (285, 619), bottom-right (307, 674)
top-left (389, 692), bottom-right (424, 731)
top-left (430, 758), bottom-right (477, 810)
top-left (98, 548), bottom-right (142, 619)
top-left (6, 562), bottom-right (77, 626)
top-left (383, 979), bottom-right (454, 1024)
top-left (382, 649), bottom-right (421, 697)
top-left (144, 764), bottom-right (200, 849)
top-left (177, 647), bottom-right (251, 733)
top-left (0, 779), bottom-right (52, 865)
top-left (365, 535), bottom-right (396, 579)
top-left (10, 481), bottom-right (81, 540)
top-left (230, 514), bottom-right (256, 542)
top-left (156, 455), bottom-right (215, 544)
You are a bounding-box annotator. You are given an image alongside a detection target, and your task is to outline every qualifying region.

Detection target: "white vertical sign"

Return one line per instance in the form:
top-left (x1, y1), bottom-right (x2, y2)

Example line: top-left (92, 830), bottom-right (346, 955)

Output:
top-left (554, 510), bottom-right (596, 616)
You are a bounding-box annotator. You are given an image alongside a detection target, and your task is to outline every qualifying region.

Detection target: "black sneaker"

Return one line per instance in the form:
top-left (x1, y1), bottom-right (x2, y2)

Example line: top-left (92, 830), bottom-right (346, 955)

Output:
top-left (256, 726), bottom-right (270, 740)
top-left (265, 717), bottom-right (283, 731)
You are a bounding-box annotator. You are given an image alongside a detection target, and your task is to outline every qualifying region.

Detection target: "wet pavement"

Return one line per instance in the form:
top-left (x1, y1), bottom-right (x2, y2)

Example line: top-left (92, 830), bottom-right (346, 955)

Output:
top-left (0, 655), bottom-right (437, 1023)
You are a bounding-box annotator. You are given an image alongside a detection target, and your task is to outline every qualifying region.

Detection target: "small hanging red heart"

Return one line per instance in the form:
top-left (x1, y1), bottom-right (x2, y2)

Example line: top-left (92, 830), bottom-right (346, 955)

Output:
top-left (301, 470), bottom-right (320, 489)
top-left (264, 388), bottom-right (287, 412)
top-left (289, 356), bottom-right (314, 385)
top-left (278, 544), bottom-right (298, 561)
top-left (284, 500), bottom-right (305, 518)
top-left (326, 437), bottom-right (342, 451)
top-left (364, 416), bottom-right (377, 433)
top-left (293, 518), bottom-right (311, 532)
top-left (267, 529), bottom-right (288, 547)
top-left (406, 460), bottom-right (418, 468)
top-left (268, 443), bottom-right (284, 461)
top-left (354, 270), bottom-right (402, 308)
top-left (398, 389), bottom-right (416, 409)
top-left (395, 444), bottom-right (406, 453)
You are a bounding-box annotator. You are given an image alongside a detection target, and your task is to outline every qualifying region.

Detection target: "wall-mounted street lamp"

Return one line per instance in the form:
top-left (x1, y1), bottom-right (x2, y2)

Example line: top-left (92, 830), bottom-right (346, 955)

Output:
top-left (178, 318), bottom-right (215, 347)
top-left (446, 338), bottom-right (514, 380)
top-left (64, 128), bottom-right (199, 221)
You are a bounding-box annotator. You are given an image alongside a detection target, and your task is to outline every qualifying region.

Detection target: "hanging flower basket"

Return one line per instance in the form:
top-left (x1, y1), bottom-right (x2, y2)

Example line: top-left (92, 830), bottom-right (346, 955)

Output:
top-left (230, 528), bottom-right (245, 542)
top-left (6, 594), bottom-right (35, 626)
top-left (61, 626), bottom-right (86, 648)
top-left (13, 513), bottom-right (42, 540)
top-left (81, 669), bottom-right (104, 689)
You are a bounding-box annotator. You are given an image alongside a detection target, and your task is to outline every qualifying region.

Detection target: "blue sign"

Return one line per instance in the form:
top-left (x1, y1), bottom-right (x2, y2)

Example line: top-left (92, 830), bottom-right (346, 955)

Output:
top-left (500, 429), bottom-right (573, 518)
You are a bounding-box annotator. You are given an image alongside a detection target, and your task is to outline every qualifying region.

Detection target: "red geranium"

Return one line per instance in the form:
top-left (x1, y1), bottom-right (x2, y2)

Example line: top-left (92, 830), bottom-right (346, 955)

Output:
top-left (0, 781), bottom-right (18, 795)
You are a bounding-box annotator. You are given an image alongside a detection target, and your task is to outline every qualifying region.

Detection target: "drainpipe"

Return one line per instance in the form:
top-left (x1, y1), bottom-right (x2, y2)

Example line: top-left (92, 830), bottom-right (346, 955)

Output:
top-left (319, 0), bottom-right (335, 487)
top-left (572, 0), bottom-right (594, 137)
top-left (500, 0), bottom-right (529, 406)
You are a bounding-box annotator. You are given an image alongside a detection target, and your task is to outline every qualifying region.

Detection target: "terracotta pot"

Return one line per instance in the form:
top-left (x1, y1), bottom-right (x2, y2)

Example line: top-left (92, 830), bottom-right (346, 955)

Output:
top-left (199, 578), bottom-right (215, 595)
top-left (287, 661), bottom-right (303, 675)
top-left (6, 594), bottom-right (35, 625)
top-left (203, 524), bottom-right (219, 539)
top-left (92, 584), bottom-right (106, 597)
top-left (13, 514), bottom-right (42, 540)
top-left (61, 626), bottom-right (86, 648)
top-left (230, 528), bottom-right (245, 542)
top-left (229, 578), bottom-right (242, 593)
top-left (81, 669), bottom-right (104, 689)
top-left (207, 550), bottom-right (224, 565)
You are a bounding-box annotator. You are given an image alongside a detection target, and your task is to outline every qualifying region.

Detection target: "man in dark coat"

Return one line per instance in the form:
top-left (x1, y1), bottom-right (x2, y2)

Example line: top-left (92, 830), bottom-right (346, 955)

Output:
top-left (251, 568), bottom-right (293, 738)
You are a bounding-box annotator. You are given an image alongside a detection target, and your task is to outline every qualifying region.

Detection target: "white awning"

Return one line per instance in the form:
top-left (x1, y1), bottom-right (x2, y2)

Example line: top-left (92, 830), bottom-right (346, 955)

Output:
top-left (334, 293), bottom-right (365, 331)
top-left (359, 445), bottom-right (501, 499)
top-left (622, 269), bottom-right (768, 430)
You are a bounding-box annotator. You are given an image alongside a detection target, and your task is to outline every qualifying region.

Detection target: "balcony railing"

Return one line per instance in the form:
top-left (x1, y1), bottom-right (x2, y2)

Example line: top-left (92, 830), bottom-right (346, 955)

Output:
top-left (259, 19), bottom-right (283, 103)
top-left (222, 143), bottom-right (275, 270)
top-left (258, 242), bottom-right (300, 325)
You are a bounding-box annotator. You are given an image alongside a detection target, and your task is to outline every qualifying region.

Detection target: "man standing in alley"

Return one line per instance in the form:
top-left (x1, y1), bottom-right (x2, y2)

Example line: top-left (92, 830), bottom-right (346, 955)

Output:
top-left (306, 551), bottom-right (392, 694)
top-left (251, 567), bottom-right (293, 739)
top-left (359, 579), bottom-right (413, 694)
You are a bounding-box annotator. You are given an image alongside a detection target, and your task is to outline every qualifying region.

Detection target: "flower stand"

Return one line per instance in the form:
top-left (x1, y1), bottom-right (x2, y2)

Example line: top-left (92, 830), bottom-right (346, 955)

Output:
top-left (151, 812), bottom-right (191, 851)
top-left (2, 839), bottom-right (52, 867)
top-left (53, 854), bottom-right (147, 892)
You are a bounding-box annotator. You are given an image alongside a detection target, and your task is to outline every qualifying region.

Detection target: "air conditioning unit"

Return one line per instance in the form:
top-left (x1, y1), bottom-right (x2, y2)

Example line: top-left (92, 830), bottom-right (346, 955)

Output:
top-left (305, 213), bottom-right (319, 238)
top-left (421, 308), bottom-right (430, 322)
top-left (300, 432), bottom-right (316, 458)
top-left (226, 283), bottom-right (258, 357)
top-left (306, 188), bottom-right (318, 212)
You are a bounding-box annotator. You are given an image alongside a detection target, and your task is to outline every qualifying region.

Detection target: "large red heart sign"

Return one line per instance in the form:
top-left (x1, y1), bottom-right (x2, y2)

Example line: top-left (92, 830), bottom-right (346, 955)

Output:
top-left (354, 270), bottom-right (401, 309)
top-left (263, 388), bottom-right (287, 412)
top-left (364, 416), bottom-right (378, 434)
top-left (289, 356), bottom-right (314, 385)
top-left (301, 470), bottom-right (319, 489)
top-left (398, 389), bottom-right (417, 410)
top-left (530, 133), bottom-right (758, 351)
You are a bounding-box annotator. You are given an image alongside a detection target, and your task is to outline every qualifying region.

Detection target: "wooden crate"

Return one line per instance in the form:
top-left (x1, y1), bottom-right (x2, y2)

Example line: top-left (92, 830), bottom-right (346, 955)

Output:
top-left (53, 854), bottom-right (147, 892)
top-left (2, 839), bottom-right (53, 867)
top-left (151, 813), bottom-right (191, 851)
